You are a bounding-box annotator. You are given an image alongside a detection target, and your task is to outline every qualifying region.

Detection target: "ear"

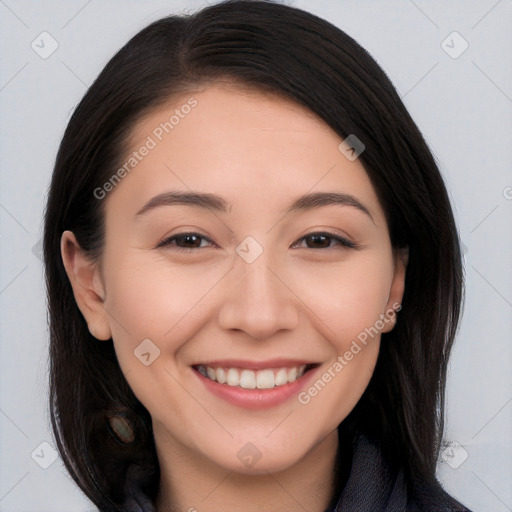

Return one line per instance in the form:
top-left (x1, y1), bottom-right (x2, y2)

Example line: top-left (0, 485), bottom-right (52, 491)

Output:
top-left (381, 246), bottom-right (408, 333)
top-left (60, 230), bottom-right (112, 340)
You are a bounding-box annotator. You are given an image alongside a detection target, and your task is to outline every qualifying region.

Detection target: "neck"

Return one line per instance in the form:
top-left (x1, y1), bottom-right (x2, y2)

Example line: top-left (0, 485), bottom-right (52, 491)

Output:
top-left (154, 429), bottom-right (341, 512)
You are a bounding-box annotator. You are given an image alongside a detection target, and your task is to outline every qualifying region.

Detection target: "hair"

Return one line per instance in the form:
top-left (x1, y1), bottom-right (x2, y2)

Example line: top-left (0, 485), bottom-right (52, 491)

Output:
top-left (43, 0), bottom-right (464, 510)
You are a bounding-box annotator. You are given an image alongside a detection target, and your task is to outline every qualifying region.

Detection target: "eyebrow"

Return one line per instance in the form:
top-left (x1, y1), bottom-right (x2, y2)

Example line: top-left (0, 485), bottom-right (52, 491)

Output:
top-left (135, 190), bottom-right (374, 221)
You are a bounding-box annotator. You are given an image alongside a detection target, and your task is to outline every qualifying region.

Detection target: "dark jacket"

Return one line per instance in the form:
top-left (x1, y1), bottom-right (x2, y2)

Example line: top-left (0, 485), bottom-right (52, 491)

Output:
top-left (121, 433), bottom-right (474, 512)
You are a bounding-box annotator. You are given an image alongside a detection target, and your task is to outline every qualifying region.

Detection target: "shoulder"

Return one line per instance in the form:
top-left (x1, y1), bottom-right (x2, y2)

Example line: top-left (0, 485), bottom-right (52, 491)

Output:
top-left (330, 431), bottom-right (475, 512)
top-left (408, 477), bottom-right (474, 512)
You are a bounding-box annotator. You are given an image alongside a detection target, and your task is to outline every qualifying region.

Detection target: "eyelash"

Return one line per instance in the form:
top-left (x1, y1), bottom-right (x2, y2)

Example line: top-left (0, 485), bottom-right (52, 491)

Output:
top-left (156, 231), bottom-right (357, 251)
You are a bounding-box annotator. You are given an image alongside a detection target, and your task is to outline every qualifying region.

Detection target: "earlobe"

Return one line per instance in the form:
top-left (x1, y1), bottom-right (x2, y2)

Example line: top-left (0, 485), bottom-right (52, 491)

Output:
top-left (60, 230), bottom-right (112, 340)
top-left (381, 246), bottom-right (408, 334)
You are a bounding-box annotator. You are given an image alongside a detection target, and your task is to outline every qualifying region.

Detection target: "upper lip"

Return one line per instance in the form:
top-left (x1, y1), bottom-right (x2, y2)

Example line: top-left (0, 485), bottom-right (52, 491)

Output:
top-left (192, 359), bottom-right (318, 370)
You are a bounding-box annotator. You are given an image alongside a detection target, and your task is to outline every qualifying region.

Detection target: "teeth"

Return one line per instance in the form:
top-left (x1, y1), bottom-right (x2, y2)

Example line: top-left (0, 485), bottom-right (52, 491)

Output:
top-left (226, 368), bottom-right (239, 386)
top-left (275, 368), bottom-right (288, 386)
top-left (256, 369), bottom-right (274, 389)
top-left (216, 367), bottom-right (226, 384)
top-left (240, 370), bottom-right (256, 389)
top-left (197, 364), bottom-right (308, 389)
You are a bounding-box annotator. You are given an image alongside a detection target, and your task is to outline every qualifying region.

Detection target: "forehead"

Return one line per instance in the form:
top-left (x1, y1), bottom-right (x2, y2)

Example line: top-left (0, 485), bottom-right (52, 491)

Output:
top-left (104, 83), bottom-right (382, 222)
top-left (129, 81), bottom-right (331, 150)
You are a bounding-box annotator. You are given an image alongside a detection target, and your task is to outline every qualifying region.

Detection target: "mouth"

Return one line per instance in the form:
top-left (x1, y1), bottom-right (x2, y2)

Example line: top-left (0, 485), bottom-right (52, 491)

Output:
top-left (191, 360), bottom-right (319, 409)
top-left (194, 363), bottom-right (315, 389)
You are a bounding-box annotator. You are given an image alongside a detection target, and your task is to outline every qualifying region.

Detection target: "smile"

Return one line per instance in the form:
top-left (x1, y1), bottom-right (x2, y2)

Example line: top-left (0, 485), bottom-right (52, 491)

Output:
top-left (195, 364), bottom-right (308, 389)
top-left (192, 359), bottom-right (320, 409)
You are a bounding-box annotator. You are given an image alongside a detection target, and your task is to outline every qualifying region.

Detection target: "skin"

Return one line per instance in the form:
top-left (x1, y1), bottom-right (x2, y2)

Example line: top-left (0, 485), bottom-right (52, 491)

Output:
top-left (61, 83), bottom-right (407, 512)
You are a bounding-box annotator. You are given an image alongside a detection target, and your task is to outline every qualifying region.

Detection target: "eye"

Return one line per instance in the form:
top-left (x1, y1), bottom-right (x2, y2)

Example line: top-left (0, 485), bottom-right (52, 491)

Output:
top-left (292, 232), bottom-right (357, 250)
top-left (157, 232), bottom-right (215, 251)
top-left (156, 231), bottom-right (356, 251)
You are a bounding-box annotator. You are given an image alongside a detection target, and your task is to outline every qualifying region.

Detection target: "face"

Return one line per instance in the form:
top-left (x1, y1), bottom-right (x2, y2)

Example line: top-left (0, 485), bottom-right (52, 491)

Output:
top-left (62, 83), bottom-right (406, 476)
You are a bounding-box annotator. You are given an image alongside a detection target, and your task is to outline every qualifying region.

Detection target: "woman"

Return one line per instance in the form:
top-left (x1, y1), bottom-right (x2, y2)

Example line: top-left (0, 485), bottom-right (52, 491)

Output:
top-left (43, 1), bottom-right (473, 510)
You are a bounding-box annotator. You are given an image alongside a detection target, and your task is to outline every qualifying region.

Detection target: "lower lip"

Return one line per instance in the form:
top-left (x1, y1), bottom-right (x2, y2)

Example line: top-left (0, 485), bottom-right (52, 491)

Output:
top-left (193, 367), bottom-right (318, 410)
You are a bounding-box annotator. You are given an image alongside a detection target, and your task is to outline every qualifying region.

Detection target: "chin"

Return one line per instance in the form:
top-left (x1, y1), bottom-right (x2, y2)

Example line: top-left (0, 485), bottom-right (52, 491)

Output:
top-left (201, 434), bottom-right (320, 476)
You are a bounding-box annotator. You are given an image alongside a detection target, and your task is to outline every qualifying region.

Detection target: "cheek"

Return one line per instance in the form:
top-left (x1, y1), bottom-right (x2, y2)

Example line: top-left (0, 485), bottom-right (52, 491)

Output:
top-left (292, 258), bottom-right (390, 425)
top-left (103, 253), bottom-right (225, 361)
top-left (101, 255), bottom-right (225, 422)
top-left (291, 254), bottom-right (394, 348)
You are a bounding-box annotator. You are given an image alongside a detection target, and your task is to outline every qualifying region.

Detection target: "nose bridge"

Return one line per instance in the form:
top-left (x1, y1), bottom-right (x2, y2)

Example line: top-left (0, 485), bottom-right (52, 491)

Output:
top-left (238, 249), bottom-right (277, 298)
top-left (217, 240), bottom-right (299, 338)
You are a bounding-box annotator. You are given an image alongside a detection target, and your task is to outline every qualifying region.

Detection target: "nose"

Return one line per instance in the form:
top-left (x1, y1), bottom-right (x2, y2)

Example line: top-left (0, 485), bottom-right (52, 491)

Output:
top-left (217, 250), bottom-right (300, 340)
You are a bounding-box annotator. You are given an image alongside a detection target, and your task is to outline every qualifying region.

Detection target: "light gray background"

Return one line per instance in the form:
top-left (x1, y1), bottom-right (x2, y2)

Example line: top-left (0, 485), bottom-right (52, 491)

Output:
top-left (1, 1), bottom-right (511, 511)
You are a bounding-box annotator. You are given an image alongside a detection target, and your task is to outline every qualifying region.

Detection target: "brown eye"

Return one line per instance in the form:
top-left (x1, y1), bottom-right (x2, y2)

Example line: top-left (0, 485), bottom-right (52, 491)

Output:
top-left (157, 232), bottom-right (214, 250)
top-left (305, 234), bottom-right (331, 248)
top-left (293, 232), bottom-right (356, 250)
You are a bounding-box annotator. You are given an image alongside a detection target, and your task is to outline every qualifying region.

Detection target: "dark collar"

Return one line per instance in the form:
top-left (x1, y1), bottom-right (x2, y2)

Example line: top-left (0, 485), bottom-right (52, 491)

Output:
top-left (121, 433), bottom-right (473, 512)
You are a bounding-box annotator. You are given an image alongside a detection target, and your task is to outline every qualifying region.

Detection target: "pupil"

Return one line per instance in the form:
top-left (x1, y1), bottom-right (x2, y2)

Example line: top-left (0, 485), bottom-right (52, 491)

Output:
top-left (309, 235), bottom-right (329, 248)
top-left (183, 235), bottom-right (199, 246)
